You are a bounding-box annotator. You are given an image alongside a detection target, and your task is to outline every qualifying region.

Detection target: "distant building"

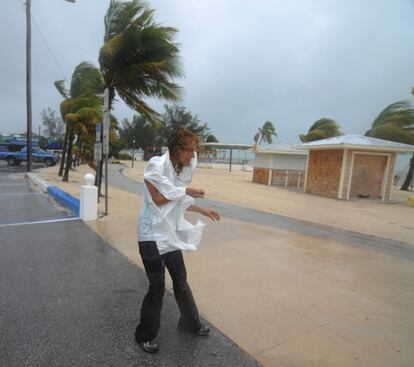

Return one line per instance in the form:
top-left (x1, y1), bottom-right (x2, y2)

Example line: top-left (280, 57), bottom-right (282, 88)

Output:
top-left (253, 143), bottom-right (307, 187)
top-left (299, 134), bottom-right (414, 201)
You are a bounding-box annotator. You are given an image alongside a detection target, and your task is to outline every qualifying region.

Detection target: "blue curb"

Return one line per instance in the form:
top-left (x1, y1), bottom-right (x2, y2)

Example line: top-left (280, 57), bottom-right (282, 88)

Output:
top-left (47, 186), bottom-right (80, 216)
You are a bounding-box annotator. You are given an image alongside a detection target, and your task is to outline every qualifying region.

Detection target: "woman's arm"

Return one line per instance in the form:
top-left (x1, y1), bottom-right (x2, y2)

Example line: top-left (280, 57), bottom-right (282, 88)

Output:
top-left (145, 181), bottom-right (207, 206)
top-left (145, 180), bottom-right (170, 206)
top-left (187, 205), bottom-right (220, 221)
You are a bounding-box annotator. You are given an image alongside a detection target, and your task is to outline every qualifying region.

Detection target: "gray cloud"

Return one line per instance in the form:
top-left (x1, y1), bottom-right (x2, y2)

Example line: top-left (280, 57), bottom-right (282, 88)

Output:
top-left (1, 0), bottom-right (413, 148)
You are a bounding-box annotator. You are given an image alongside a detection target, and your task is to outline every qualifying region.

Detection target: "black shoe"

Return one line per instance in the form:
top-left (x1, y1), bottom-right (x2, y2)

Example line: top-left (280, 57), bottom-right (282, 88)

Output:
top-left (197, 325), bottom-right (210, 337)
top-left (138, 340), bottom-right (159, 354)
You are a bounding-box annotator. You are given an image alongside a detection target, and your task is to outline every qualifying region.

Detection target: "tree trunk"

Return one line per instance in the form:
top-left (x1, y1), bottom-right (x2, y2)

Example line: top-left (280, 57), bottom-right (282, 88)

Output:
top-left (73, 138), bottom-right (81, 167)
top-left (63, 128), bottom-right (74, 182)
top-left (58, 125), bottom-right (69, 176)
top-left (400, 152), bottom-right (414, 191)
top-left (77, 139), bottom-right (82, 166)
top-left (80, 143), bottom-right (86, 164)
top-left (97, 89), bottom-right (112, 197)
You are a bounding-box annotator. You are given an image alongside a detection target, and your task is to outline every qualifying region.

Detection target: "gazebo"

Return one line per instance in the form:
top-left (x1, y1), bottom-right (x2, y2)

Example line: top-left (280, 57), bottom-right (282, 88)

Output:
top-left (299, 134), bottom-right (414, 201)
top-left (197, 143), bottom-right (253, 172)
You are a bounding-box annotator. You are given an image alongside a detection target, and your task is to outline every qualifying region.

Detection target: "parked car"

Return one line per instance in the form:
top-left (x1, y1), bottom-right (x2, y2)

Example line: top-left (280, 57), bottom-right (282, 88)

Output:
top-left (0, 147), bottom-right (59, 166)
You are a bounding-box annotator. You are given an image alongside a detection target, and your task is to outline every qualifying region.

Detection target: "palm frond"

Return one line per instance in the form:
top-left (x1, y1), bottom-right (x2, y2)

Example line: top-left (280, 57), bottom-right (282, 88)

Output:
top-left (300, 118), bottom-right (342, 142)
top-left (70, 61), bottom-right (104, 98)
top-left (367, 123), bottom-right (414, 145)
top-left (367, 100), bottom-right (414, 145)
top-left (116, 87), bottom-right (161, 124)
top-left (371, 101), bottom-right (414, 128)
top-left (99, 0), bottom-right (182, 114)
top-left (60, 98), bottom-right (75, 120)
top-left (104, 0), bottom-right (147, 42)
top-left (54, 80), bottom-right (69, 98)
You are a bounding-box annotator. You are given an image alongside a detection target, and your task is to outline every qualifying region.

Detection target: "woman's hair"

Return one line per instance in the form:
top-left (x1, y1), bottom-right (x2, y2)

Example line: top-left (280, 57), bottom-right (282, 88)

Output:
top-left (168, 127), bottom-right (198, 160)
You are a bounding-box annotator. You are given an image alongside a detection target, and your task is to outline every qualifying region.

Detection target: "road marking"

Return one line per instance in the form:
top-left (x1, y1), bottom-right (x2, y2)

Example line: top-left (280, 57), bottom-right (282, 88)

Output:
top-left (0, 193), bottom-right (42, 197)
top-left (0, 217), bottom-right (80, 228)
top-left (0, 183), bottom-right (30, 186)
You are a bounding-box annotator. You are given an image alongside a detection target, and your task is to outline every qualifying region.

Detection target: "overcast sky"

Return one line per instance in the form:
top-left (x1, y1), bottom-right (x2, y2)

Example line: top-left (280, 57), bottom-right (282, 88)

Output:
top-left (2, 0), bottom-right (414, 147)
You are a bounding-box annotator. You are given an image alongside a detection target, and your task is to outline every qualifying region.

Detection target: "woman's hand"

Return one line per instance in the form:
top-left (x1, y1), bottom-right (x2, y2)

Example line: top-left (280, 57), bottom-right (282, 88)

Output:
top-left (201, 208), bottom-right (220, 221)
top-left (186, 187), bottom-right (205, 199)
top-left (187, 205), bottom-right (220, 221)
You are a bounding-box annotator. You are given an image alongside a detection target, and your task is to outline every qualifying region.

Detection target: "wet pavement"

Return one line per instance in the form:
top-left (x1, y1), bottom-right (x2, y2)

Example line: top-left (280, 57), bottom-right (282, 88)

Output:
top-left (0, 164), bottom-right (259, 366)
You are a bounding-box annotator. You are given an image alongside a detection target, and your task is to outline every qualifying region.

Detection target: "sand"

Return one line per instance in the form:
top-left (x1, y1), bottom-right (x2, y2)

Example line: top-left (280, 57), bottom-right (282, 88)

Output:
top-left (37, 160), bottom-right (414, 245)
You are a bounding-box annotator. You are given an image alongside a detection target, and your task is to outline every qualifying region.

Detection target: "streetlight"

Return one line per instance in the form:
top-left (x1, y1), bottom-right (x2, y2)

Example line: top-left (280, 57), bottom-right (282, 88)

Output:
top-left (132, 139), bottom-right (136, 168)
top-left (26, 0), bottom-right (76, 172)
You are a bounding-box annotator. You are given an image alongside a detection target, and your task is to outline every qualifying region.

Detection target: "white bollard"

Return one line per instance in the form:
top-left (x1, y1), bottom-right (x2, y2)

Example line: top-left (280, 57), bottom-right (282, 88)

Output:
top-left (80, 173), bottom-right (98, 221)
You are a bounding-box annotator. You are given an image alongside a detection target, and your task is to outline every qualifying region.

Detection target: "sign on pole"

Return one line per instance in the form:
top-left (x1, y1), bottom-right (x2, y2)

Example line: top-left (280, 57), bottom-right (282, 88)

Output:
top-left (96, 123), bottom-right (101, 142)
top-left (94, 142), bottom-right (102, 161)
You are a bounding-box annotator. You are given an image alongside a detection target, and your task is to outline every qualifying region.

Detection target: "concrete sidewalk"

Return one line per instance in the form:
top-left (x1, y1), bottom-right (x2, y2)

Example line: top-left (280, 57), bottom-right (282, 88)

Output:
top-left (33, 164), bottom-right (414, 366)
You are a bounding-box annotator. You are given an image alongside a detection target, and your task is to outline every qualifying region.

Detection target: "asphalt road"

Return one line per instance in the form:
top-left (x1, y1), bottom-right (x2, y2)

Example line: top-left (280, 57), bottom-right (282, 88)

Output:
top-left (109, 162), bottom-right (414, 262)
top-left (0, 162), bottom-right (259, 367)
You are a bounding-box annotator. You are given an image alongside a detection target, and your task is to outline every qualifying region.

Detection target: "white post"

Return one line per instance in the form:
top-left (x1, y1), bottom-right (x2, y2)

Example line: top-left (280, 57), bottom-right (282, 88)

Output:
top-left (268, 169), bottom-right (272, 186)
top-left (80, 173), bottom-right (98, 221)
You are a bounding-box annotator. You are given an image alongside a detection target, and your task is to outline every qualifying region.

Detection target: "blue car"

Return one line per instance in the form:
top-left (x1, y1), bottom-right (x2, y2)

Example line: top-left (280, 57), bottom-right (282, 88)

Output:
top-left (1, 147), bottom-right (59, 167)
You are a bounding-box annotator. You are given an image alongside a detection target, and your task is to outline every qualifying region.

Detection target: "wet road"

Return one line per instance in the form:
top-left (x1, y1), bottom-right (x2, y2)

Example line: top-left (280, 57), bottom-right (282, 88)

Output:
top-left (109, 163), bottom-right (414, 262)
top-left (0, 163), bottom-right (259, 366)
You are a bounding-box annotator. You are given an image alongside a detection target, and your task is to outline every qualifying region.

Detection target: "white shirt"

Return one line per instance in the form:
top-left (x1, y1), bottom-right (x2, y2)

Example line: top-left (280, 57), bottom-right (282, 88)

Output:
top-left (138, 151), bottom-right (205, 255)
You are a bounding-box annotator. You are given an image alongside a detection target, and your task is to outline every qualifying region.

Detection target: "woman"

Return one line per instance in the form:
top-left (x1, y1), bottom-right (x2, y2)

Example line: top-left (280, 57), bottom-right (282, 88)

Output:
top-left (135, 127), bottom-right (220, 354)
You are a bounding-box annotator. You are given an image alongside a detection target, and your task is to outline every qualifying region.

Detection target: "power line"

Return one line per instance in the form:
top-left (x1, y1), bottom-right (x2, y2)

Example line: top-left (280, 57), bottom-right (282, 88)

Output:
top-left (16, 0), bottom-right (67, 80)
top-left (32, 18), bottom-right (67, 80)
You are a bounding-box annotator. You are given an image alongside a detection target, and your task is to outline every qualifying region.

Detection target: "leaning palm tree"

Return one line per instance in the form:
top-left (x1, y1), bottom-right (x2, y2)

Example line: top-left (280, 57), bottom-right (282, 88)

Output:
top-left (55, 61), bottom-right (105, 181)
top-left (366, 101), bottom-right (414, 190)
top-left (98, 0), bottom-right (183, 194)
top-left (99, 0), bottom-right (183, 121)
top-left (300, 118), bottom-right (342, 142)
top-left (254, 121), bottom-right (277, 145)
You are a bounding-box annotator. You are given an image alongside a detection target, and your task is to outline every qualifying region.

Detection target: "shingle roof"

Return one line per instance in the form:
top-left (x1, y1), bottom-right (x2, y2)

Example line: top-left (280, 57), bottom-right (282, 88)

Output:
top-left (297, 134), bottom-right (414, 152)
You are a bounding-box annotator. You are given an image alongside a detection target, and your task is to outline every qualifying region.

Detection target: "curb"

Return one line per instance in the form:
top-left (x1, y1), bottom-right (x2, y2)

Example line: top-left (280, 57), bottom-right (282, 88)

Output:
top-left (26, 173), bottom-right (80, 216)
top-left (26, 172), bottom-right (51, 192)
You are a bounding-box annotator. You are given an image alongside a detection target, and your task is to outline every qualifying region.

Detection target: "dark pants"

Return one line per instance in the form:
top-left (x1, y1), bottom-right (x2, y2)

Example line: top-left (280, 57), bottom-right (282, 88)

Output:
top-left (135, 241), bottom-right (201, 342)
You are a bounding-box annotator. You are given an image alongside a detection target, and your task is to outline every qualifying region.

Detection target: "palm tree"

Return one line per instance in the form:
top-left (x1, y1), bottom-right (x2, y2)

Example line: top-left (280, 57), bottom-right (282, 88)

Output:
top-left (300, 118), bottom-right (342, 142)
top-left (99, 0), bottom-right (183, 121)
top-left (254, 121), bottom-right (277, 145)
top-left (200, 134), bottom-right (219, 162)
top-left (366, 101), bottom-right (414, 190)
top-left (160, 105), bottom-right (210, 144)
top-left (98, 0), bottom-right (183, 194)
top-left (55, 61), bottom-right (105, 181)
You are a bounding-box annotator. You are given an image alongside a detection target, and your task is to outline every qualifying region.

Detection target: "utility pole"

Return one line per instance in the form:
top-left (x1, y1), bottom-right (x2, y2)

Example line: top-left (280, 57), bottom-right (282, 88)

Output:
top-left (132, 139), bottom-right (135, 168)
top-left (26, 0), bottom-right (76, 172)
top-left (26, 0), bottom-right (32, 172)
top-left (103, 88), bottom-right (110, 216)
